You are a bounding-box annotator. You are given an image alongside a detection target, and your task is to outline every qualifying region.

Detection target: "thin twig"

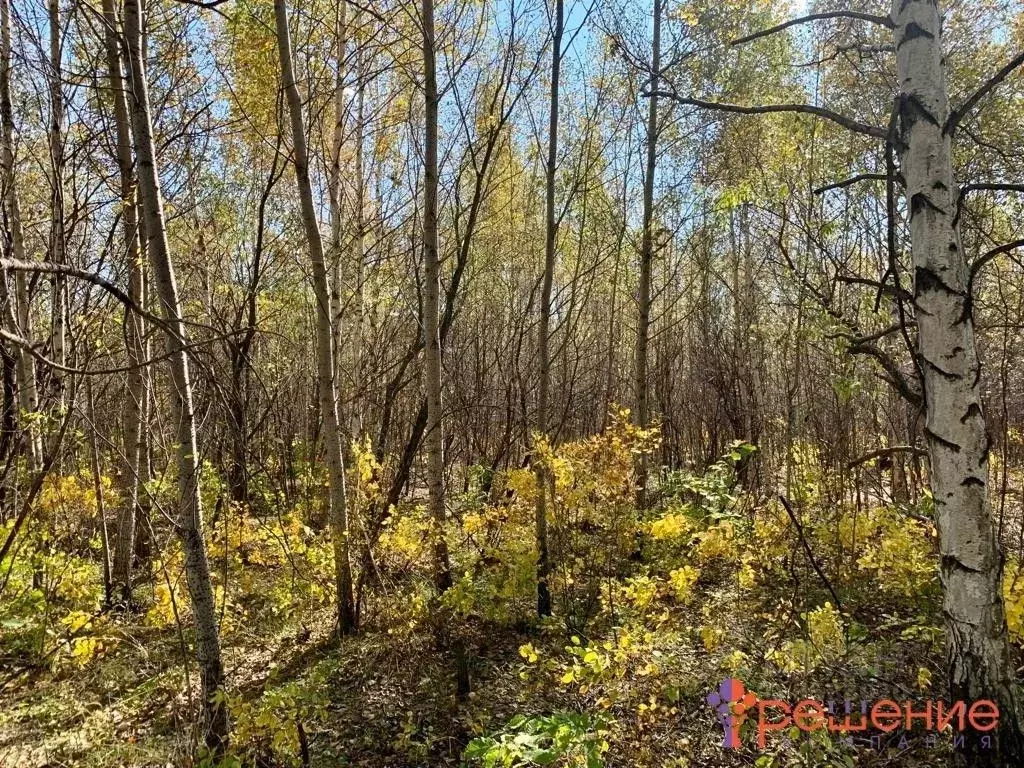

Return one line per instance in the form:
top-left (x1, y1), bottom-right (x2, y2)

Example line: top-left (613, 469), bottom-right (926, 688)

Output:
top-left (814, 172), bottom-right (890, 195)
top-left (779, 495), bottom-right (844, 614)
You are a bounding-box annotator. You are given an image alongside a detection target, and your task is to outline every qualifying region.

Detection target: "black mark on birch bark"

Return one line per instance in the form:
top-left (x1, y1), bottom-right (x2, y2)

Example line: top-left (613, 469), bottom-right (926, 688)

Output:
top-left (925, 427), bottom-right (962, 452)
top-left (922, 356), bottom-right (957, 380)
top-left (961, 403), bottom-right (982, 423)
top-left (915, 266), bottom-right (962, 297)
top-left (898, 22), bottom-right (936, 49)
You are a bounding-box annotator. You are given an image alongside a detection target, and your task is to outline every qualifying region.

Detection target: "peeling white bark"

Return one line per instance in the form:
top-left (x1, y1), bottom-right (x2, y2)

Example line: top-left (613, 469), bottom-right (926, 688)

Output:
top-left (893, 1), bottom-right (1023, 762)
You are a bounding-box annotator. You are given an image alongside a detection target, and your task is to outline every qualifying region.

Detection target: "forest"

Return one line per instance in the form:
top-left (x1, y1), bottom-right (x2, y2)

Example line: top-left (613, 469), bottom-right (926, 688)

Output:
top-left (1, 0), bottom-right (1024, 765)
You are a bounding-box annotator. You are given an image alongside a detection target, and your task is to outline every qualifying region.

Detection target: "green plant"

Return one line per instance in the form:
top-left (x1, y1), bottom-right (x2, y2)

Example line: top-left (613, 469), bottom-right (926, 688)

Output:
top-left (657, 441), bottom-right (756, 522)
top-left (463, 713), bottom-right (610, 767)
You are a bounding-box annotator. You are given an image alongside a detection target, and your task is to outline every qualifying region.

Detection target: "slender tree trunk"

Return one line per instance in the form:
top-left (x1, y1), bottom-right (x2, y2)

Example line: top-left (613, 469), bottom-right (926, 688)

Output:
top-left (422, 0), bottom-right (468, 698)
top-left (274, 0), bottom-right (356, 635)
top-left (422, 0), bottom-right (448, 602)
top-left (329, 0), bottom-right (348, 391)
top-left (48, 0), bottom-right (65, 395)
top-left (121, 0), bottom-right (228, 752)
top-left (102, 0), bottom-right (147, 605)
top-left (349, 51), bottom-right (366, 440)
top-left (892, 2), bottom-right (1024, 763)
top-left (0, 322), bottom-right (15, 478)
top-left (635, 0), bottom-right (660, 509)
top-left (0, 0), bottom-right (41, 469)
top-left (87, 379), bottom-right (112, 606)
top-left (534, 0), bottom-right (562, 620)
top-left (227, 361), bottom-right (248, 504)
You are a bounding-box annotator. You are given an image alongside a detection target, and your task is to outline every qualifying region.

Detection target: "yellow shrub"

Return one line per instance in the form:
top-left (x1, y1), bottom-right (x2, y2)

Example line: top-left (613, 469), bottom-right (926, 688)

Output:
top-left (695, 522), bottom-right (735, 563)
top-left (668, 566), bottom-right (701, 604)
top-left (752, 506), bottom-right (790, 563)
top-left (623, 575), bottom-right (660, 610)
top-left (40, 472), bottom-right (118, 520)
top-left (768, 602), bottom-right (846, 672)
top-left (737, 558), bottom-right (757, 590)
top-left (349, 436), bottom-right (382, 512)
top-left (700, 625), bottom-right (724, 652)
top-left (788, 441), bottom-right (824, 507)
top-left (1004, 561), bottom-right (1024, 644)
top-left (650, 512), bottom-right (691, 541)
top-left (505, 467), bottom-right (537, 501)
top-left (806, 602), bottom-right (845, 655)
top-left (379, 508), bottom-right (433, 566)
top-left (854, 508), bottom-right (936, 598)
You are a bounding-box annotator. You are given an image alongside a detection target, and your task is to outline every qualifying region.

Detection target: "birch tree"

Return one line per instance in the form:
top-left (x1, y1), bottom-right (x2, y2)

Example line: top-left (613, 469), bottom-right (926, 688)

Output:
top-left (122, 0), bottom-right (228, 750)
top-left (534, 0), bottom-right (562, 620)
top-left (893, 1), bottom-right (1024, 762)
top-left (653, 2), bottom-right (1024, 762)
top-left (101, 0), bottom-right (148, 606)
top-left (274, 0), bottom-right (357, 636)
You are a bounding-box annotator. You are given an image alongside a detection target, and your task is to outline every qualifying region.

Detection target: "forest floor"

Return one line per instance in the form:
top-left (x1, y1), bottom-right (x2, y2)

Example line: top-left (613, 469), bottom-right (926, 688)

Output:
top-left (1, 426), bottom-right (1009, 767)
top-left (1, 588), bottom-right (955, 768)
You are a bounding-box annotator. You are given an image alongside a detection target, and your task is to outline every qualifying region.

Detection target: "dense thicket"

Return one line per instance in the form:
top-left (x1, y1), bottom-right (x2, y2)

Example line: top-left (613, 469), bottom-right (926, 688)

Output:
top-left (2, 1), bottom-right (1024, 766)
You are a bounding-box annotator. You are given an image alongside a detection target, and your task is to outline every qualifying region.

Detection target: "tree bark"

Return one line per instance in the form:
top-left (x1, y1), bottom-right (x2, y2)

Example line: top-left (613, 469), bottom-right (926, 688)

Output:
top-left (349, 49), bottom-right (366, 440)
top-left (102, 0), bottom-right (147, 606)
top-left (422, 0), bottom-right (448, 600)
top-left (0, 0), bottom-right (41, 469)
top-left (48, 0), bottom-right (65, 394)
top-left (892, 1), bottom-right (1024, 763)
top-left (328, 0), bottom-right (348, 396)
top-left (635, 0), bottom-right (660, 509)
top-left (274, 0), bottom-right (356, 635)
top-left (122, 0), bottom-right (228, 752)
top-left (422, 0), bottom-right (468, 698)
top-left (534, 0), bottom-right (563, 620)
top-left (87, 379), bottom-right (112, 606)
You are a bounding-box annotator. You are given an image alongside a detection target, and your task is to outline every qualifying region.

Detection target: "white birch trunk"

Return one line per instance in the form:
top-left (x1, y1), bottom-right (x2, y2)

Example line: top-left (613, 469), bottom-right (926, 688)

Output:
top-left (122, 0), bottom-right (228, 751)
top-left (893, 1), bottom-right (1024, 761)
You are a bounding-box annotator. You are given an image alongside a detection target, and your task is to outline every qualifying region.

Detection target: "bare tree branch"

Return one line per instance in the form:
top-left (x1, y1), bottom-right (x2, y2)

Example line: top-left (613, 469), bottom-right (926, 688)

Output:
top-left (837, 274), bottom-right (912, 302)
top-left (779, 495), bottom-right (845, 614)
top-left (647, 91), bottom-right (887, 139)
top-left (0, 258), bottom-right (169, 333)
top-left (0, 326), bottom-right (247, 376)
top-left (848, 445), bottom-right (927, 469)
top-left (947, 50), bottom-right (1024, 133)
top-left (847, 340), bottom-right (922, 407)
top-left (832, 322), bottom-right (914, 346)
top-left (969, 238), bottom-right (1024, 285)
top-left (960, 183), bottom-right (1024, 197)
top-left (814, 172), bottom-right (891, 194)
top-left (731, 11), bottom-right (894, 47)
top-left (797, 42), bottom-right (894, 68)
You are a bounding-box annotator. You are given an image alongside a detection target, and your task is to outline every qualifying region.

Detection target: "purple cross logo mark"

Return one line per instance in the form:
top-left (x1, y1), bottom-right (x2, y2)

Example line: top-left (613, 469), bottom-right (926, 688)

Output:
top-left (707, 677), bottom-right (758, 749)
